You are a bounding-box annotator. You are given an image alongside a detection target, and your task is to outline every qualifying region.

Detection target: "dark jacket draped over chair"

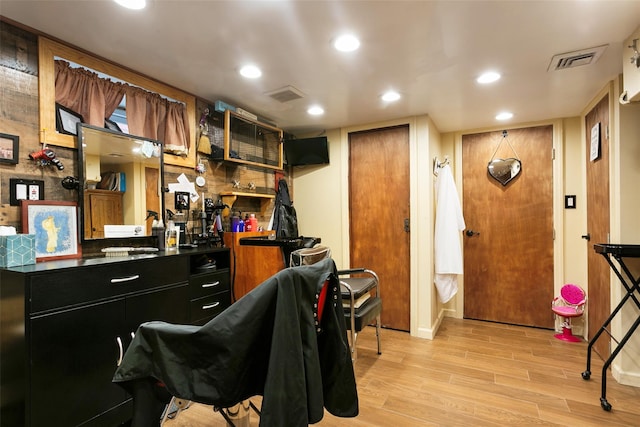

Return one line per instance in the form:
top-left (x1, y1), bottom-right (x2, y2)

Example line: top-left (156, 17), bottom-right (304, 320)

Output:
top-left (112, 258), bottom-right (358, 426)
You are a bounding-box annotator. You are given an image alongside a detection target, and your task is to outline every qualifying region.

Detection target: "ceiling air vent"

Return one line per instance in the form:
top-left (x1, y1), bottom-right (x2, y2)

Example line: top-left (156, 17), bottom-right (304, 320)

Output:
top-left (547, 45), bottom-right (608, 71)
top-left (265, 85), bottom-right (305, 103)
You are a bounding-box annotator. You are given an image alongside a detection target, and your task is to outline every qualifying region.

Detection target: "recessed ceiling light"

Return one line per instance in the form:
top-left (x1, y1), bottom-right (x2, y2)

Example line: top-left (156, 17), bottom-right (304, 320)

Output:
top-left (381, 91), bottom-right (401, 102)
top-left (114, 0), bottom-right (146, 10)
top-left (239, 65), bottom-right (262, 79)
top-left (334, 34), bottom-right (360, 52)
top-left (307, 105), bottom-right (324, 116)
top-left (477, 71), bottom-right (501, 84)
top-left (495, 111), bottom-right (513, 120)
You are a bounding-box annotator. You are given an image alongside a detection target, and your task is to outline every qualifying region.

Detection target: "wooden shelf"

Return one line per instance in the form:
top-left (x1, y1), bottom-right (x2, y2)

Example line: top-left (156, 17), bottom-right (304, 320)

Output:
top-left (219, 191), bottom-right (275, 217)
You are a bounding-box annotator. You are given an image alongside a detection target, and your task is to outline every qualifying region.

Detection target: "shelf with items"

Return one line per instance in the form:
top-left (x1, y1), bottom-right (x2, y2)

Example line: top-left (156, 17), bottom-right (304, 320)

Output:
top-left (220, 110), bottom-right (283, 170)
top-left (219, 191), bottom-right (275, 217)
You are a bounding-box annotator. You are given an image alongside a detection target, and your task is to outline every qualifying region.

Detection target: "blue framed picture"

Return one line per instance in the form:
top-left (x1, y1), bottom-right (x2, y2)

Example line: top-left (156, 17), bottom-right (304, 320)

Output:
top-left (21, 200), bottom-right (81, 261)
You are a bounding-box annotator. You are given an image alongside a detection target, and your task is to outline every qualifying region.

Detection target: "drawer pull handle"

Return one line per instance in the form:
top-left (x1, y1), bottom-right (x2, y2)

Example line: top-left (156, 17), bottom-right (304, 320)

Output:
top-left (201, 281), bottom-right (220, 288)
top-left (111, 274), bottom-right (140, 284)
top-left (116, 336), bottom-right (123, 366)
top-left (202, 302), bottom-right (220, 310)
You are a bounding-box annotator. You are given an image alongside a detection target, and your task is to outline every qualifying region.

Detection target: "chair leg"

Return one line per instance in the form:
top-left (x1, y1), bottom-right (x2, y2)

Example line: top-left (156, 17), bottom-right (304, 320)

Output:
top-left (216, 401), bottom-right (251, 427)
top-left (351, 330), bottom-right (358, 362)
top-left (161, 397), bottom-right (191, 425)
top-left (375, 314), bottom-right (382, 355)
top-left (553, 317), bottom-right (582, 343)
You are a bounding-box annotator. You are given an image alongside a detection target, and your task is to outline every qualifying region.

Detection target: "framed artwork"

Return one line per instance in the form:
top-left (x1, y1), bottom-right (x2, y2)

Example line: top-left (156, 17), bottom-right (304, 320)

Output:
top-left (55, 103), bottom-right (84, 136)
top-left (21, 200), bottom-right (81, 261)
top-left (0, 133), bottom-right (19, 164)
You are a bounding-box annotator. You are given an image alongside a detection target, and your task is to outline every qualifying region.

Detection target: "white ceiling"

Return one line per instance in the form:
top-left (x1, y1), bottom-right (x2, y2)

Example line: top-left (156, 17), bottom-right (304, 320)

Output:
top-left (2, 1), bottom-right (640, 136)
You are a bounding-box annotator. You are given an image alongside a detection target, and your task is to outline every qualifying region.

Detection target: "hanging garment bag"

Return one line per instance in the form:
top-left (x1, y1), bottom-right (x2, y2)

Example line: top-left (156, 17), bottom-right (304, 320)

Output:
top-left (273, 178), bottom-right (299, 238)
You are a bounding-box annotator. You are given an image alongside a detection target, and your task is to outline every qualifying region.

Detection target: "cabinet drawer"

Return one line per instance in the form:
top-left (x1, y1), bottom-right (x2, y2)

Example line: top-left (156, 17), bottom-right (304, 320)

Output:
top-left (30, 257), bottom-right (188, 313)
top-left (189, 270), bottom-right (230, 300)
top-left (190, 292), bottom-right (230, 324)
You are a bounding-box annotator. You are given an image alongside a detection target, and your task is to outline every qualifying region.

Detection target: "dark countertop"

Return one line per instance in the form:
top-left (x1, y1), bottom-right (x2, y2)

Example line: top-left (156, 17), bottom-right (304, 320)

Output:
top-left (1, 246), bottom-right (229, 273)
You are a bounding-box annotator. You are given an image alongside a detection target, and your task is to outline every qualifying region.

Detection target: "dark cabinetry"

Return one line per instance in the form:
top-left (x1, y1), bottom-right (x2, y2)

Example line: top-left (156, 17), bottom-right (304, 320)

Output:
top-left (0, 248), bottom-right (229, 426)
top-left (188, 251), bottom-right (232, 325)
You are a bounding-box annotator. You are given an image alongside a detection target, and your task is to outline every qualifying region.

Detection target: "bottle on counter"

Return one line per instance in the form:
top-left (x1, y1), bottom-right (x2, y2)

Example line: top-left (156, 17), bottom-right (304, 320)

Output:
top-left (165, 220), bottom-right (178, 250)
top-left (244, 214), bottom-right (252, 232)
top-left (231, 212), bottom-right (241, 232)
top-left (153, 219), bottom-right (165, 250)
top-left (249, 214), bottom-right (258, 232)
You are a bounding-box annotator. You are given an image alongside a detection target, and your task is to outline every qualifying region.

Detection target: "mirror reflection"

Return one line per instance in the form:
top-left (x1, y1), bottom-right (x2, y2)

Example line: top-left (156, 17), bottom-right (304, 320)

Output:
top-left (487, 158), bottom-right (521, 186)
top-left (77, 123), bottom-right (164, 241)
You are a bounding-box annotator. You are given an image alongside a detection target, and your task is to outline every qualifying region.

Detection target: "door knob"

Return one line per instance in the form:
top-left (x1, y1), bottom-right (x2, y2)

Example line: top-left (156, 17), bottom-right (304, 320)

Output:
top-left (581, 233), bottom-right (591, 241)
top-left (465, 229), bottom-right (479, 237)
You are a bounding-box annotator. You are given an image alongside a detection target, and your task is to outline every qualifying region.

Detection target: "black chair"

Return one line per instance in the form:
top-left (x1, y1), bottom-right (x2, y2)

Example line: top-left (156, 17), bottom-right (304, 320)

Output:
top-left (338, 268), bottom-right (382, 361)
top-left (112, 258), bottom-right (358, 427)
top-left (287, 247), bottom-right (382, 362)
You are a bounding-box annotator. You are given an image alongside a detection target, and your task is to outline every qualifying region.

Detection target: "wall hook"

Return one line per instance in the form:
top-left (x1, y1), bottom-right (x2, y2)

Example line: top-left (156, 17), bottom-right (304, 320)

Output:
top-left (433, 156), bottom-right (450, 176)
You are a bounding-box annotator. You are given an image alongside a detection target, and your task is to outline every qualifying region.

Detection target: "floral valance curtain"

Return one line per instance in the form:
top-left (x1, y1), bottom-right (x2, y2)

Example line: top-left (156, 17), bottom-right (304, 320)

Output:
top-left (55, 60), bottom-right (190, 155)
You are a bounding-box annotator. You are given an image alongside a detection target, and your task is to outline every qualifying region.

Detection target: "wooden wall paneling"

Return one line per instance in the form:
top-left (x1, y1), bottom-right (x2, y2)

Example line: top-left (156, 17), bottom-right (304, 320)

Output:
top-left (1, 21), bottom-right (79, 230)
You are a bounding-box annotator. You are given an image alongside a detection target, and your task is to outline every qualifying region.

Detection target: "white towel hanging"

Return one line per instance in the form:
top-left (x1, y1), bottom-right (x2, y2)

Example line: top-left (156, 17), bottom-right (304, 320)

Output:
top-left (433, 163), bottom-right (465, 303)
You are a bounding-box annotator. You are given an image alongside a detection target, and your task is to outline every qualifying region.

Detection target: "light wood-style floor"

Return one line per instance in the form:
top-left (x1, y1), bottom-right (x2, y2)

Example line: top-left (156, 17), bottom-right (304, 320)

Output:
top-left (162, 318), bottom-right (640, 426)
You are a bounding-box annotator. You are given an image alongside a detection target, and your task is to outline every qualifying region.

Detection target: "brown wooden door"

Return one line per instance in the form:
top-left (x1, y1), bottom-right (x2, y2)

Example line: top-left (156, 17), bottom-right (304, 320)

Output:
top-left (585, 94), bottom-right (610, 359)
top-left (349, 125), bottom-right (410, 331)
top-left (145, 167), bottom-right (160, 234)
top-left (463, 125), bottom-right (554, 328)
top-left (85, 190), bottom-right (123, 239)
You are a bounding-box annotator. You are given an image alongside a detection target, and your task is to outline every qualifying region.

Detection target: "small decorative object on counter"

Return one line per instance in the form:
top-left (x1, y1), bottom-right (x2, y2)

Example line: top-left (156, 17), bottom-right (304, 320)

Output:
top-left (0, 232), bottom-right (36, 267)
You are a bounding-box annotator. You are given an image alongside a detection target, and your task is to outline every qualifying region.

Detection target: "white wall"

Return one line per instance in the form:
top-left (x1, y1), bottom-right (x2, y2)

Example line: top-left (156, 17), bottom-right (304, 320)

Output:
top-left (610, 77), bottom-right (640, 386)
top-left (290, 128), bottom-right (346, 267)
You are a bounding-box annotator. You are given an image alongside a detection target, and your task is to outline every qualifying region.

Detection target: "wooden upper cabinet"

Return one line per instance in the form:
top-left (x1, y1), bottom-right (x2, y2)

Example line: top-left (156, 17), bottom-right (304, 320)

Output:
top-left (37, 37), bottom-right (197, 168)
top-left (222, 110), bottom-right (283, 170)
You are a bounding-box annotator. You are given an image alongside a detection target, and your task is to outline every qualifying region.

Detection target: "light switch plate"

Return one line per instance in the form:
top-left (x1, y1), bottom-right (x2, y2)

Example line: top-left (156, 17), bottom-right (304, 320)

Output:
top-left (565, 195), bottom-right (576, 209)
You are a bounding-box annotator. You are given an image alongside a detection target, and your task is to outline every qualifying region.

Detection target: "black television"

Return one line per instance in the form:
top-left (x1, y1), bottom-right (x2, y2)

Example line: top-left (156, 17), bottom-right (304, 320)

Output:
top-left (284, 136), bottom-right (330, 166)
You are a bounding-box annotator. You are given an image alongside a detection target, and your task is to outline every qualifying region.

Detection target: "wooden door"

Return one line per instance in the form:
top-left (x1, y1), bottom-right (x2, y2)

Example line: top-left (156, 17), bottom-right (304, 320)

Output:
top-left (145, 167), bottom-right (160, 234)
top-left (585, 94), bottom-right (610, 359)
top-left (85, 191), bottom-right (123, 239)
top-left (463, 125), bottom-right (554, 328)
top-left (349, 125), bottom-right (410, 331)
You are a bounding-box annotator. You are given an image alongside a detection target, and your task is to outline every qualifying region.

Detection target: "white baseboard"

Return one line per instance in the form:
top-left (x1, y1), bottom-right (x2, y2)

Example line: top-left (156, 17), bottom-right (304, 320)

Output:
top-left (612, 364), bottom-right (640, 388)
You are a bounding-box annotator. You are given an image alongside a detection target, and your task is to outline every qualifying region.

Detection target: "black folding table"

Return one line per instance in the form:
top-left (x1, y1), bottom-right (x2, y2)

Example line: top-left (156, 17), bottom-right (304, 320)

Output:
top-left (582, 243), bottom-right (640, 411)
